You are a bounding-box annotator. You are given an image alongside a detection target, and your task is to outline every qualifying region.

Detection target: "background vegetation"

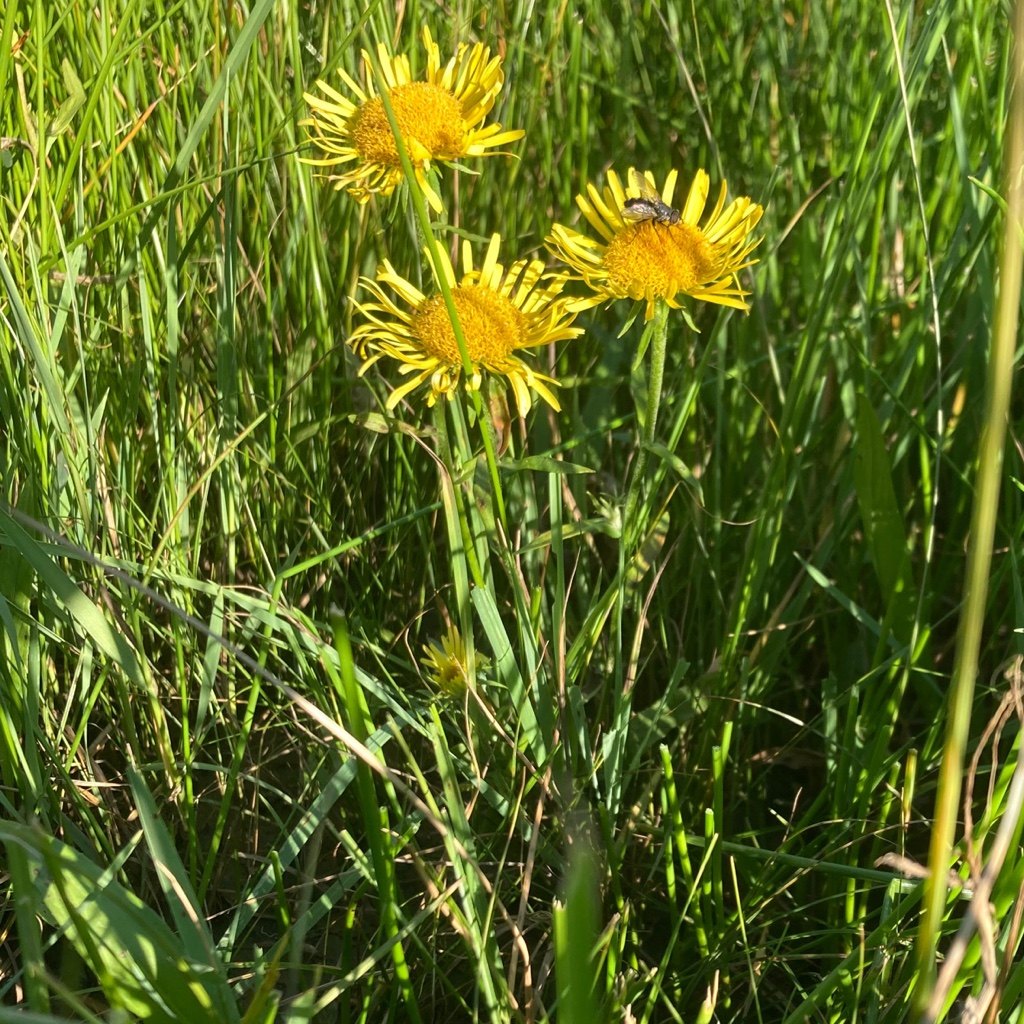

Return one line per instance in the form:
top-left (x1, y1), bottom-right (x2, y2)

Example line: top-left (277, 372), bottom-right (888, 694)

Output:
top-left (1, 0), bottom-right (1022, 1021)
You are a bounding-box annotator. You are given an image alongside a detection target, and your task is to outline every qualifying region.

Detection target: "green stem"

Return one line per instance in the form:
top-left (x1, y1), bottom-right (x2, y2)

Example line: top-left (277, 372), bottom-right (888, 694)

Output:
top-left (361, 37), bottom-right (508, 535)
top-left (623, 300), bottom-right (670, 548)
top-left (913, 0), bottom-right (1024, 1012)
top-left (433, 402), bottom-right (486, 593)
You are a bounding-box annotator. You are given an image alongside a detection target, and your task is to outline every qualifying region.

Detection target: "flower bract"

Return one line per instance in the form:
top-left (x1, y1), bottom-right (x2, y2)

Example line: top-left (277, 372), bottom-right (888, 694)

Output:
top-left (546, 168), bottom-right (764, 321)
top-left (349, 233), bottom-right (583, 415)
top-left (301, 27), bottom-right (524, 213)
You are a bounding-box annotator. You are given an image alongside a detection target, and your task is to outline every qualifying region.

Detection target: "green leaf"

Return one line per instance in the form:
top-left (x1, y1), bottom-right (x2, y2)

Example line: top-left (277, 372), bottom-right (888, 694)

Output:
top-left (853, 395), bottom-right (916, 643)
top-left (554, 833), bottom-right (602, 1024)
top-left (47, 60), bottom-right (86, 137)
top-left (0, 822), bottom-right (239, 1024)
top-left (501, 455), bottom-right (595, 474)
top-left (127, 770), bottom-right (228, 983)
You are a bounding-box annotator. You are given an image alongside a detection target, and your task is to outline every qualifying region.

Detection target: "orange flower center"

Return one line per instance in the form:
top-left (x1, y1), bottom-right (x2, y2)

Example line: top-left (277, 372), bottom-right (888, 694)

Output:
top-left (411, 286), bottom-right (528, 365)
top-left (350, 82), bottom-right (466, 167)
top-left (603, 221), bottom-right (718, 296)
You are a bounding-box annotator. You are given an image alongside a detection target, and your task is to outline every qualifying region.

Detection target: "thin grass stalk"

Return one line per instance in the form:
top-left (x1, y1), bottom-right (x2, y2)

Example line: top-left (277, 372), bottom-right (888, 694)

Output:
top-left (426, 708), bottom-right (505, 1020)
top-left (548, 466), bottom-right (567, 732)
top-left (333, 616), bottom-right (423, 1024)
top-left (6, 840), bottom-right (49, 1014)
top-left (0, 1), bottom-right (19, 127)
top-left (913, 0), bottom-right (1024, 1009)
top-left (710, 744), bottom-right (727, 989)
top-left (660, 745), bottom-right (710, 957)
top-left (702, 809), bottom-right (717, 950)
top-left (196, 669), bottom-right (261, 906)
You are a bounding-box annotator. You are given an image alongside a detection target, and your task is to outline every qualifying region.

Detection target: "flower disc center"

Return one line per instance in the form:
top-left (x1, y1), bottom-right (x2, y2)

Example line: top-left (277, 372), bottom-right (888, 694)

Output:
top-left (412, 286), bottom-right (528, 365)
top-left (604, 222), bottom-right (717, 294)
top-left (351, 82), bottom-right (466, 166)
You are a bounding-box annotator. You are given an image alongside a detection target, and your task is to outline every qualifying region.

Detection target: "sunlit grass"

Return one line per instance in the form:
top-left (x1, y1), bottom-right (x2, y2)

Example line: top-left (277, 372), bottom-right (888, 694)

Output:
top-left (1, 0), bottom-right (1021, 1021)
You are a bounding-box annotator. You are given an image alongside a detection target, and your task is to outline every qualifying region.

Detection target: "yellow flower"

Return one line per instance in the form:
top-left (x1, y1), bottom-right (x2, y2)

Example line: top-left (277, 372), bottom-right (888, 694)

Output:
top-left (546, 168), bottom-right (764, 321)
top-left (300, 27), bottom-right (525, 213)
top-left (421, 625), bottom-right (490, 696)
top-left (349, 233), bottom-right (583, 415)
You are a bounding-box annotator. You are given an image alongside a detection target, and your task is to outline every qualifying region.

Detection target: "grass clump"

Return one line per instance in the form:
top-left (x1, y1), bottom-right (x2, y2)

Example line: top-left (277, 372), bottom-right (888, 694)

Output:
top-left (1, 1), bottom-right (1023, 1022)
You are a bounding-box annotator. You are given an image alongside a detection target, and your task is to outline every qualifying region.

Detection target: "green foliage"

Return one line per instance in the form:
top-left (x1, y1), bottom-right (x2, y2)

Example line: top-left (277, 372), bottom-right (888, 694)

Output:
top-left (1, 0), bottom-right (1022, 1021)
top-left (0, 820), bottom-right (239, 1023)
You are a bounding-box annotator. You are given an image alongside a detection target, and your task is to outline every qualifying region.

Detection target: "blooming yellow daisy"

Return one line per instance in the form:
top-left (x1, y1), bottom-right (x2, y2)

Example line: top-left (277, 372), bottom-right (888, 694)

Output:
top-left (349, 233), bottom-right (583, 415)
top-left (301, 27), bottom-right (525, 213)
top-left (421, 625), bottom-right (490, 696)
top-left (546, 168), bottom-right (764, 321)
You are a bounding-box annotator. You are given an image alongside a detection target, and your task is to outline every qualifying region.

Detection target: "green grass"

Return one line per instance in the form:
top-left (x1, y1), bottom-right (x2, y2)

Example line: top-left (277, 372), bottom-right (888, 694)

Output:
top-left (1, 0), bottom-right (1022, 1021)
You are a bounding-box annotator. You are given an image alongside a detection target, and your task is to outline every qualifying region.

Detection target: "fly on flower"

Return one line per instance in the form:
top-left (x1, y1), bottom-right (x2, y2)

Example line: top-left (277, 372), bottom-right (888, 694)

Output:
top-left (546, 167), bottom-right (764, 321)
top-left (622, 168), bottom-right (680, 226)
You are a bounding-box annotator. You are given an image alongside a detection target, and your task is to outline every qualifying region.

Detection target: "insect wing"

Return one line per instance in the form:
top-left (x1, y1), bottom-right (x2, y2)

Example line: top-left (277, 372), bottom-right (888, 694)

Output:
top-left (622, 169), bottom-right (679, 224)
top-left (627, 168), bottom-right (663, 203)
top-left (622, 199), bottom-right (662, 223)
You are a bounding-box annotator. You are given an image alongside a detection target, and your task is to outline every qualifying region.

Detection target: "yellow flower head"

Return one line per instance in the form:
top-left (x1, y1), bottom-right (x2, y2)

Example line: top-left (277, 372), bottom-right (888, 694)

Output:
top-left (546, 167), bottom-right (764, 321)
top-left (349, 233), bottom-right (583, 415)
top-left (301, 27), bottom-right (525, 213)
top-left (421, 625), bottom-right (490, 696)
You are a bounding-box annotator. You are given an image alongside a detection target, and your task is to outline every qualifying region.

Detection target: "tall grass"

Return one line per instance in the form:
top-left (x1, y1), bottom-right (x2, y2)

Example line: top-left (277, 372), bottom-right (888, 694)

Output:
top-left (1, 0), bottom-right (1021, 1021)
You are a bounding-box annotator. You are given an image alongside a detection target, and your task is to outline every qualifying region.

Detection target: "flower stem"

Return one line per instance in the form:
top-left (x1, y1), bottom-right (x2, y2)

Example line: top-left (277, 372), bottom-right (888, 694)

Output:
top-left (361, 35), bottom-right (508, 535)
top-left (623, 300), bottom-right (670, 548)
top-left (433, 402), bottom-right (486, 594)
